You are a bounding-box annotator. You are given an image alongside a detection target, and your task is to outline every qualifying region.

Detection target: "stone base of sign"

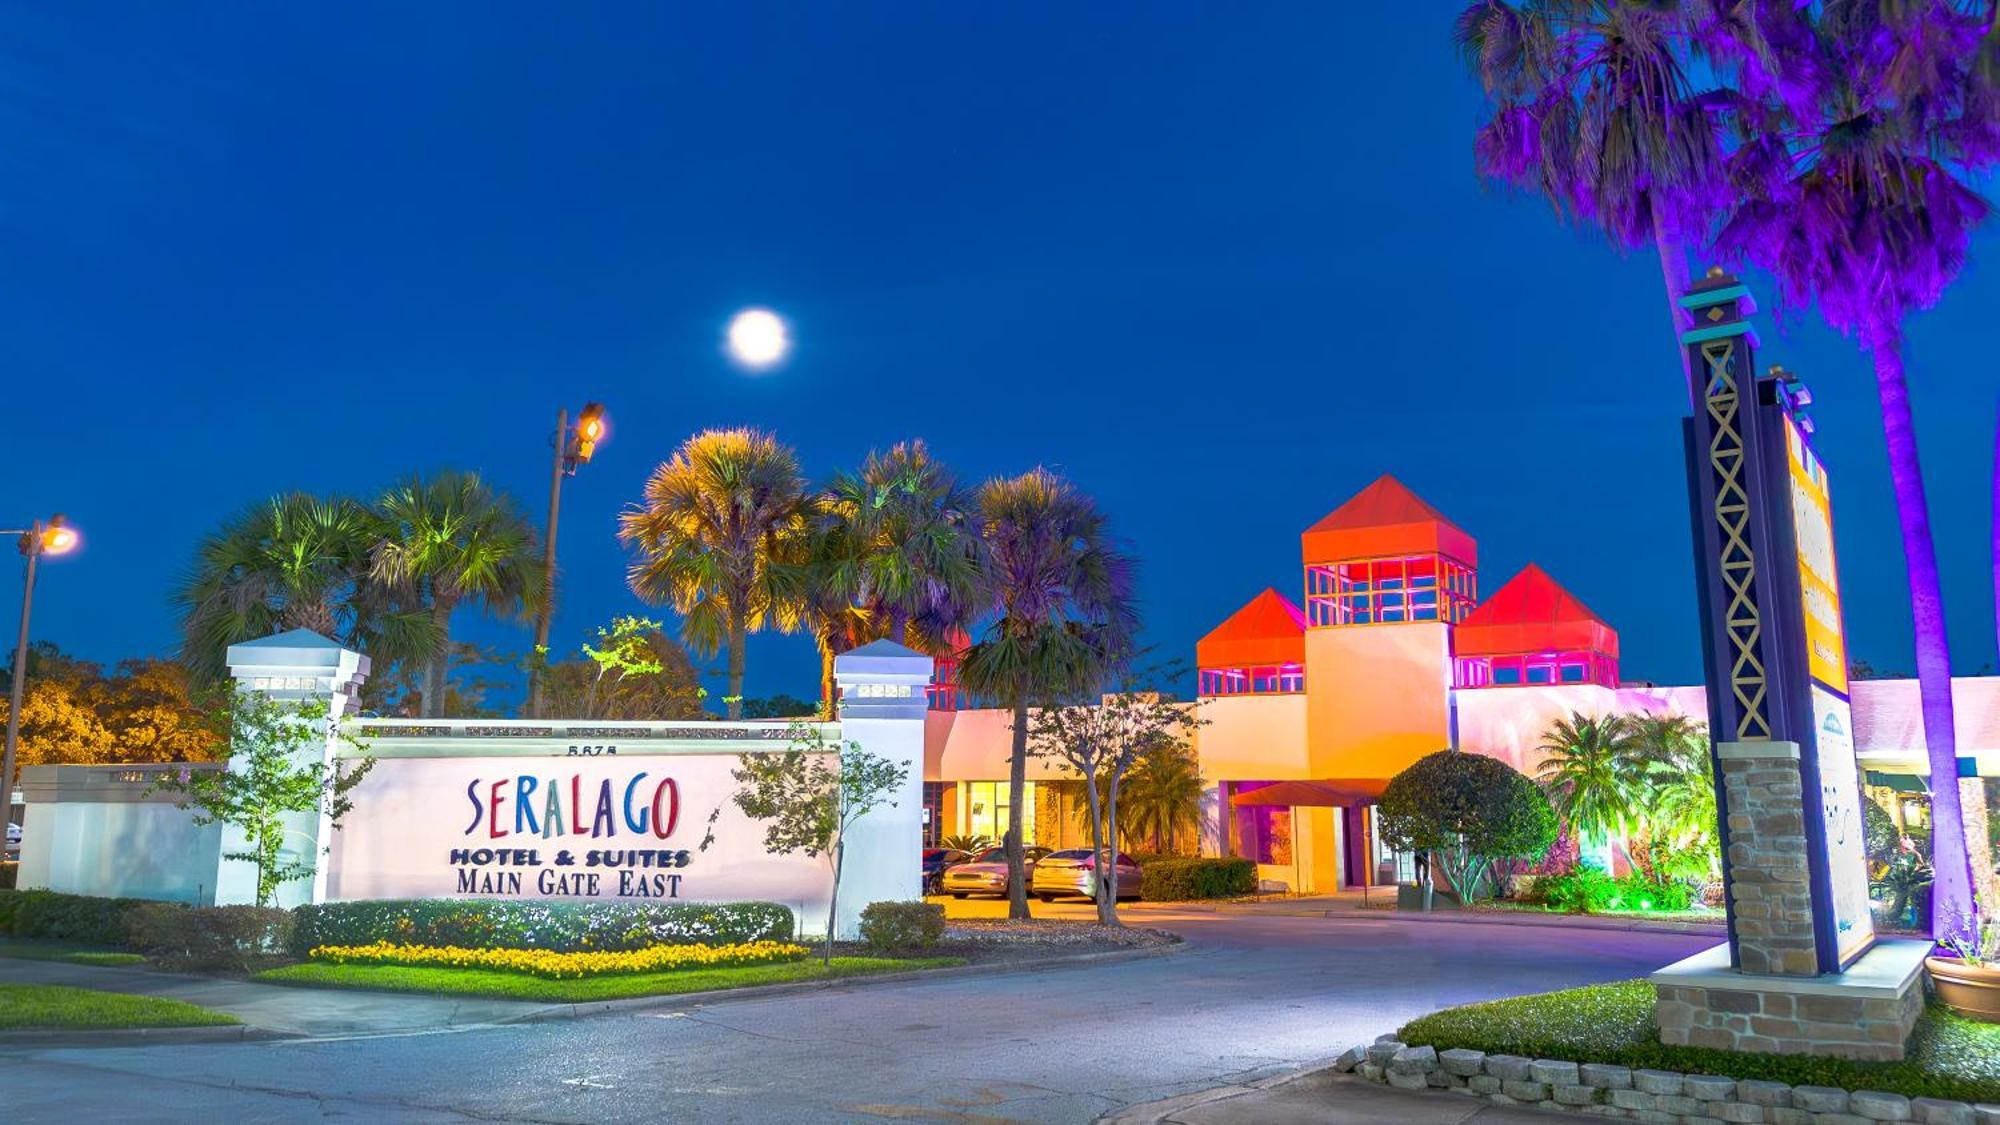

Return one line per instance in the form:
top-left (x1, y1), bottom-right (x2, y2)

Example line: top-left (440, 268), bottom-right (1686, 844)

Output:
top-left (1651, 939), bottom-right (1931, 1060)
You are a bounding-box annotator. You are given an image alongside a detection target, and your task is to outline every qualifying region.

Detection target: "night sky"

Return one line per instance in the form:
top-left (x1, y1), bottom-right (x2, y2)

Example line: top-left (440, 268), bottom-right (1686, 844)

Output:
top-left (5, 5), bottom-right (1996, 705)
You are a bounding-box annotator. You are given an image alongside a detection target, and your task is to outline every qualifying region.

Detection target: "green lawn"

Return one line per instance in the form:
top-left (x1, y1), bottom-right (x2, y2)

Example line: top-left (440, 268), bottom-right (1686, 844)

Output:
top-left (0, 940), bottom-right (148, 968)
top-left (254, 955), bottom-right (965, 1003)
top-left (1399, 979), bottom-right (2000, 1104)
top-left (0, 983), bottom-right (238, 1030)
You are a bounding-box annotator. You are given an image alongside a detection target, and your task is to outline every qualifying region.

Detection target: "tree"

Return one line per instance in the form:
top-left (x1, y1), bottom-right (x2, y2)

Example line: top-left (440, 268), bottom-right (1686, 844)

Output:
top-left (726, 723), bottom-right (908, 961)
top-left (150, 686), bottom-right (374, 907)
top-left (1028, 680), bottom-right (1202, 924)
top-left (1379, 750), bottom-right (1558, 904)
top-left (957, 468), bottom-right (1137, 920)
top-left (372, 471), bottom-right (544, 719)
top-left (1535, 711), bottom-right (1645, 850)
top-left (360, 642), bottom-right (514, 718)
top-left (621, 429), bottom-right (809, 719)
top-left (0, 646), bottom-right (225, 774)
top-left (740, 694), bottom-right (820, 720)
top-left (176, 494), bottom-right (406, 684)
top-left (1120, 736), bottom-right (1205, 855)
top-left (1452, 1), bottom-right (1741, 388)
top-left (1715, 0), bottom-right (1997, 941)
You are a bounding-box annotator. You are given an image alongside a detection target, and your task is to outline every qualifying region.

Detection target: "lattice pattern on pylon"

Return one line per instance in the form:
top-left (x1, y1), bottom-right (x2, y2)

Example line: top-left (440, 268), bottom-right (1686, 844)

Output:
top-left (1702, 339), bottom-right (1770, 740)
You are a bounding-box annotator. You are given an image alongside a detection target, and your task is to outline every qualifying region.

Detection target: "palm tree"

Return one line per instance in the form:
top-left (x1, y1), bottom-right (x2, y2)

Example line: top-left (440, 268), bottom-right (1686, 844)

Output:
top-left (1630, 712), bottom-right (1715, 849)
top-left (1535, 711), bottom-right (1645, 861)
top-left (176, 493), bottom-right (407, 683)
top-left (1452, 1), bottom-right (1738, 389)
top-left (1121, 738), bottom-right (1204, 855)
top-left (372, 471), bottom-right (544, 718)
top-left (620, 429), bottom-right (809, 719)
top-left (957, 469), bottom-right (1136, 920)
top-left (801, 441), bottom-right (985, 712)
top-left (1716, 0), bottom-right (1996, 940)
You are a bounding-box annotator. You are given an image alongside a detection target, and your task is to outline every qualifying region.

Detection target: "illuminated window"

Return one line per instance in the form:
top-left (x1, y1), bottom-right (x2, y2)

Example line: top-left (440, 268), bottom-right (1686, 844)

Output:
top-left (1454, 651), bottom-right (1618, 689)
top-left (965, 781), bottom-right (1036, 844)
top-left (1199, 663), bottom-right (1304, 697)
top-left (1305, 554), bottom-right (1475, 627)
top-left (927, 652), bottom-right (965, 711)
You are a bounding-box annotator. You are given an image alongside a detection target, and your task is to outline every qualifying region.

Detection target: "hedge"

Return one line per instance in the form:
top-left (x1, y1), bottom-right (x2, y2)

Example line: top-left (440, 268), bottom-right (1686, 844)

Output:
top-left (290, 899), bottom-right (796, 956)
top-left (1140, 857), bottom-right (1257, 901)
top-left (0, 861), bottom-right (16, 890)
top-left (3, 890), bottom-right (154, 946)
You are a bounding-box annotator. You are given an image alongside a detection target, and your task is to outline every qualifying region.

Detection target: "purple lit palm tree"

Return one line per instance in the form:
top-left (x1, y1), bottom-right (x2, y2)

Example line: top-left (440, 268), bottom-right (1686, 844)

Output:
top-left (1718, 0), bottom-right (1995, 943)
top-left (1452, 1), bottom-right (1741, 395)
top-left (957, 469), bottom-right (1137, 920)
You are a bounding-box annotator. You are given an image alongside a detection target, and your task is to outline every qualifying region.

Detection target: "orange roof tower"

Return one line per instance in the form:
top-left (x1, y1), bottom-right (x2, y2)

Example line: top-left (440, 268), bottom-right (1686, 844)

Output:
top-left (1197, 588), bottom-right (1307, 669)
top-left (1301, 474), bottom-right (1478, 569)
top-left (1300, 475), bottom-right (1478, 628)
top-left (1453, 564), bottom-right (1619, 688)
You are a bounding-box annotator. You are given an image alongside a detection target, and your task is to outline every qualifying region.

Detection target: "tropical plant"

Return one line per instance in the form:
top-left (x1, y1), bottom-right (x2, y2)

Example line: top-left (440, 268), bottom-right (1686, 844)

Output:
top-left (176, 494), bottom-right (409, 684)
top-left (148, 685), bottom-right (374, 907)
top-left (1535, 711), bottom-right (1645, 847)
top-left (620, 429), bottom-right (810, 719)
top-left (1378, 749), bottom-right (1558, 905)
top-left (1120, 737), bottom-right (1205, 855)
top-left (1715, 0), bottom-right (1997, 941)
top-left (723, 723), bottom-right (908, 961)
top-left (1027, 678), bottom-right (1202, 924)
top-left (957, 468), bottom-right (1137, 920)
top-left (938, 833), bottom-right (1000, 855)
top-left (1629, 712), bottom-right (1716, 850)
top-left (371, 471), bottom-right (544, 718)
top-left (1452, 0), bottom-right (1742, 383)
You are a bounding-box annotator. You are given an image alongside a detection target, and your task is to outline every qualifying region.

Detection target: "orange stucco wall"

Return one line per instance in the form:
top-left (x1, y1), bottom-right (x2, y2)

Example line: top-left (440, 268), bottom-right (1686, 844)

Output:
top-left (1192, 693), bottom-right (1311, 781)
top-left (1304, 621), bottom-right (1453, 779)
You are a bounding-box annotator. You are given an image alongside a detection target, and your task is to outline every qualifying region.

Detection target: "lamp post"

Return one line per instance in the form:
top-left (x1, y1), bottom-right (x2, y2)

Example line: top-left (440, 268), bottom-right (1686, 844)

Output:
top-left (2, 516), bottom-right (78, 843)
top-left (527, 403), bottom-right (606, 719)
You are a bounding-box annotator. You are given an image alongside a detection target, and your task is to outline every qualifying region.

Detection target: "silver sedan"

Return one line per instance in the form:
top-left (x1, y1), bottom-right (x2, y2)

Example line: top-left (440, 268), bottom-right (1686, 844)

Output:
top-left (1031, 849), bottom-right (1142, 902)
top-left (941, 846), bottom-right (1050, 898)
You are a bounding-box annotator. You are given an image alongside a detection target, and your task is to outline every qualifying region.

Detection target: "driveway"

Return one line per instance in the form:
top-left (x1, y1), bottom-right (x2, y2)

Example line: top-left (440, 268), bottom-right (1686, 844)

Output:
top-left (0, 911), bottom-right (1708, 1123)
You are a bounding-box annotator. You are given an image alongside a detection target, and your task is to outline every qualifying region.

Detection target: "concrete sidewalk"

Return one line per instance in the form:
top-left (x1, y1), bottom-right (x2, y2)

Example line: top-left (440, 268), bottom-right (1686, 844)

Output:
top-left (0, 957), bottom-right (543, 1039)
top-left (1106, 1070), bottom-right (1566, 1124)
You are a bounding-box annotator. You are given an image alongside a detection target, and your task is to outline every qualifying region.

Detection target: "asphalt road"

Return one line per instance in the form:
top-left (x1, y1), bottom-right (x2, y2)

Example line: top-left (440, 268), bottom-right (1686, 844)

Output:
top-left (1, 912), bottom-right (1708, 1123)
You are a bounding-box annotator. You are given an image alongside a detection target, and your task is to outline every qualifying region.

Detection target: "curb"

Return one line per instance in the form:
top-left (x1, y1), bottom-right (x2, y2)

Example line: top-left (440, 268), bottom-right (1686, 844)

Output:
top-left (1097, 1054), bottom-right (1347, 1124)
top-left (499, 940), bottom-right (1186, 1024)
top-left (0, 1024), bottom-right (297, 1050)
top-left (1389, 910), bottom-right (1727, 938)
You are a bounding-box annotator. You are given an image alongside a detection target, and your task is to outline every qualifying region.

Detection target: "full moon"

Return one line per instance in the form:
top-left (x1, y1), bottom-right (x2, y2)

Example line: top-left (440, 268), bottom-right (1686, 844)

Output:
top-left (725, 307), bottom-right (790, 370)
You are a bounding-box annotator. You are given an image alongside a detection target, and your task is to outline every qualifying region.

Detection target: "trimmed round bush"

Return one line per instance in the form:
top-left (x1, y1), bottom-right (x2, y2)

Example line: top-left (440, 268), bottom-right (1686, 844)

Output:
top-left (1378, 750), bottom-right (1557, 904)
top-left (858, 901), bottom-right (945, 952)
top-left (290, 899), bottom-right (795, 957)
top-left (1140, 857), bottom-right (1257, 901)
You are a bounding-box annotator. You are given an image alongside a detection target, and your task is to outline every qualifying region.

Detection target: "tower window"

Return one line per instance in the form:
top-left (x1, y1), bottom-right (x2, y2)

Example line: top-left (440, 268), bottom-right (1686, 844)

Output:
top-left (1305, 554), bottom-right (1475, 627)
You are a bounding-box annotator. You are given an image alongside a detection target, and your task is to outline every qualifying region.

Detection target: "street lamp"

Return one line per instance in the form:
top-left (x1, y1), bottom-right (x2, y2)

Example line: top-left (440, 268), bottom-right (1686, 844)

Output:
top-left (2, 515), bottom-right (79, 843)
top-left (527, 403), bottom-right (607, 719)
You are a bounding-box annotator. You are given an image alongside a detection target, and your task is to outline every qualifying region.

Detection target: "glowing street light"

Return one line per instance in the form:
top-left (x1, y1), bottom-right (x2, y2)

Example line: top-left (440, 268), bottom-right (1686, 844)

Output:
top-left (2, 514), bottom-right (79, 838)
top-left (726, 307), bottom-right (791, 370)
top-left (527, 404), bottom-right (609, 719)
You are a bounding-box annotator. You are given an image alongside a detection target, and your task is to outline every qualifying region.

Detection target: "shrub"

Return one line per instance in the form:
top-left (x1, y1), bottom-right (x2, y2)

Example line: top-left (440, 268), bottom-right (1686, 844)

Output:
top-left (0, 861), bottom-right (16, 890)
top-left (858, 901), bottom-right (946, 952)
top-left (1529, 866), bottom-right (1697, 914)
top-left (9, 890), bottom-right (152, 946)
top-left (1140, 857), bottom-right (1257, 901)
top-left (126, 904), bottom-right (296, 971)
top-left (290, 899), bottom-right (795, 957)
top-left (308, 939), bottom-right (809, 979)
top-left (0, 888), bottom-right (27, 933)
top-left (1378, 750), bottom-right (1557, 904)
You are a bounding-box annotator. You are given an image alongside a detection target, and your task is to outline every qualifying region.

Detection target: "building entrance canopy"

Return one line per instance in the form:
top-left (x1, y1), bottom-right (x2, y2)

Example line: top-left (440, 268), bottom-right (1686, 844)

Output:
top-left (1229, 778), bottom-right (1387, 807)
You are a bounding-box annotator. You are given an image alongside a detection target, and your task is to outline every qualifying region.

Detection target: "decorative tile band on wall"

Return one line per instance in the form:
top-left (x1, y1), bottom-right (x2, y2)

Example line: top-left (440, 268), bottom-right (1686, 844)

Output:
top-left (1336, 1039), bottom-right (1992, 1124)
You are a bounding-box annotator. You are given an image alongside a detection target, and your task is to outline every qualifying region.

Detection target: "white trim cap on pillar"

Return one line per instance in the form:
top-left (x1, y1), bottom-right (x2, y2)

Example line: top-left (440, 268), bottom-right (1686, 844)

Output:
top-left (225, 629), bottom-right (371, 715)
top-left (833, 639), bottom-right (934, 719)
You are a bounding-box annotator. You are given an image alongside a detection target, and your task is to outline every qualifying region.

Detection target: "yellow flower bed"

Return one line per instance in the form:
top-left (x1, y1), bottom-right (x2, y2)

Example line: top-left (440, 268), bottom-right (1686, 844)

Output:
top-left (308, 940), bottom-right (809, 980)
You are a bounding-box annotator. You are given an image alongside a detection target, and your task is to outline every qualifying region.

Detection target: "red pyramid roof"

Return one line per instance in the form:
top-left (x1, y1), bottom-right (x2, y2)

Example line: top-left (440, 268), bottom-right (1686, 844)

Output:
top-left (1197, 588), bottom-right (1307, 669)
top-left (1454, 564), bottom-right (1618, 659)
top-left (1301, 474), bottom-right (1477, 566)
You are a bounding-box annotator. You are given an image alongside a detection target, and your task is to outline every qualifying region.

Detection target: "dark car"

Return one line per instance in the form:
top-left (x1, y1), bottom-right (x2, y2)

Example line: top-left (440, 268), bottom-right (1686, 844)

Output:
top-left (921, 848), bottom-right (971, 895)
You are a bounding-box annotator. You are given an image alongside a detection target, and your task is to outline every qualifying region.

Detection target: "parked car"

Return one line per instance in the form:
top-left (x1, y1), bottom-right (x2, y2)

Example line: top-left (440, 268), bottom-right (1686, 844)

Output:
top-left (1031, 849), bottom-right (1142, 903)
top-left (942, 846), bottom-right (1051, 898)
top-left (4, 821), bottom-right (19, 861)
top-left (921, 848), bottom-right (971, 895)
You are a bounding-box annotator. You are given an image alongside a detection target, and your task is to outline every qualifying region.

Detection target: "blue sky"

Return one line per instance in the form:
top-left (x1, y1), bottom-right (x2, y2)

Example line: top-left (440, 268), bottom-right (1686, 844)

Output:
top-left (4, 5), bottom-right (1996, 703)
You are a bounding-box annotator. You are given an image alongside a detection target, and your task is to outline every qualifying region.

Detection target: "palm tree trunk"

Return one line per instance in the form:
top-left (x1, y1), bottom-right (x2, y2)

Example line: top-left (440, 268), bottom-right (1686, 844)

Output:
top-left (1005, 700), bottom-right (1030, 921)
top-left (726, 614), bottom-right (747, 720)
top-left (1652, 211), bottom-right (1695, 408)
top-left (1870, 330), bottom-right (1984, 942)
top-left (422, 599), bottom-right (453, 719)
top-left (818, 639), bottom-right (838, 720)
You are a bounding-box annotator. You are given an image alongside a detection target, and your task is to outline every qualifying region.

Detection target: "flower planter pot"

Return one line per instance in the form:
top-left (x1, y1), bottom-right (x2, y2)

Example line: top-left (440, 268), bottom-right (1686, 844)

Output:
top-left (1927, 956), bottom-right (2000, 1020)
